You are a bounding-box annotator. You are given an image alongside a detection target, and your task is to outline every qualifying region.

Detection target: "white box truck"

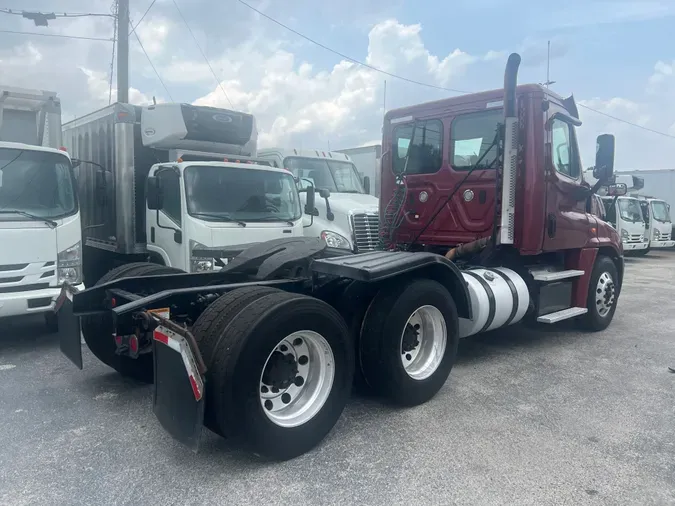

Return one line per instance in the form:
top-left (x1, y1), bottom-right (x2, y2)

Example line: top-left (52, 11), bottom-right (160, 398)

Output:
top-left (335, 144), bottom-right (381, 198)
top-left (62, 103), bottom-right (308, 283)
top-left (0, 86), bottom-right (84, 331)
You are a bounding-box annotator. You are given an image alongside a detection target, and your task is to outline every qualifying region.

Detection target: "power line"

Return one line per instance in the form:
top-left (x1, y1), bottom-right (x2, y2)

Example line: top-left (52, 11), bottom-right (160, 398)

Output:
top-left (131, 28), bottom-right (174, 101)
top-left (577, 104), bottom-right (675, 140)
top-left (171, 0), bottom-right (234, 108)
top-left (236, 0), bottom-right (468, 95)
top-left (0, 8), bottom-right (114, 18)
top-left (0, 28), bottom-right (114, 41)
top-left (237, 0), bottom-right (675, 141)
top-left (129, 0), bottom-right (156, 35)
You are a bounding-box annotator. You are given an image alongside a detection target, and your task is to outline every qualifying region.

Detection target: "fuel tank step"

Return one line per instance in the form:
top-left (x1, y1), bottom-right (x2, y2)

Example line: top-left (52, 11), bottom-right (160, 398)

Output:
top-left (536, 306), bottom-right (588, 324)
top-left (530, 269), bottom-right (584, 282)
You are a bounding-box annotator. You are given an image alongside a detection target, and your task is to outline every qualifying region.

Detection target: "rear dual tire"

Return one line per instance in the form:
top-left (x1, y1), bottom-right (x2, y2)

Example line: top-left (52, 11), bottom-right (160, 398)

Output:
top-left (194, 288), bottom-right (354, 461)
top-left (359, 278), bottom-right (460, 407)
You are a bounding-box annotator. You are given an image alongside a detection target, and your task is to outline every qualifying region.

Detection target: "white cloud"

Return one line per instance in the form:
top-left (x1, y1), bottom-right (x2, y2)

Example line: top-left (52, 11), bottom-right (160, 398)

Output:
top-left (189, 18), bottom-right (493, 146)
top-left (0, 5), bottom-right (672, 168)
top-left (79, 67), bottom-right (157, 107)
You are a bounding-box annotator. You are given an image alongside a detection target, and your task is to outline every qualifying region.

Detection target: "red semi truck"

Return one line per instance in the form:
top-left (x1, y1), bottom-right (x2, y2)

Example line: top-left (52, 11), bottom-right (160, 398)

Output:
top-left (54, 53), bottom-right (625, 461)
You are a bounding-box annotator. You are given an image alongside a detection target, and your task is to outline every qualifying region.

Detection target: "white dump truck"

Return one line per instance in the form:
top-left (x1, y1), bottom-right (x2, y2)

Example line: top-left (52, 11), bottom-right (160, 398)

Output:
top-left (257, 148), bottom-right (380, 253)
top-left (63, 103), bottom-right (308, 283)
top-left (0, 86), bottom-right (83, 331)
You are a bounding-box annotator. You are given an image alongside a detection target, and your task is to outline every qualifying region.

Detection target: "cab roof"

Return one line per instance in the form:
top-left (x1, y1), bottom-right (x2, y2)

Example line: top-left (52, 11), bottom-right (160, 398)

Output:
top-left (385, 84), bottom-right (568, 123)
top-left (258, 147), bottom-right (353, 162)
top-left (0, 141), bottom-right (71, 159)
top-left (168, 160), bottom-right (293, 175)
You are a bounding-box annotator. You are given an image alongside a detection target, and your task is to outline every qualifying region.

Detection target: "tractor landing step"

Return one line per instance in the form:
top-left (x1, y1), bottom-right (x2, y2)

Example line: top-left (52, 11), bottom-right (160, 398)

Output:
top-left (537, 307), bottom-right (588, 324)
top-left (531, 269), bottom-right (584, 282)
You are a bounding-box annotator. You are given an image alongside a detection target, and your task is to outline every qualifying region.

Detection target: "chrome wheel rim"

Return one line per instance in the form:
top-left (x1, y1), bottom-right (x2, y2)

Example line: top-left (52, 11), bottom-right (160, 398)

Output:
top-left (400, 305), bottom-right (447, 381)
top-left (596, 271), bottom-right (616, 317)
top-left (259, 331), bottom-right (335, 428)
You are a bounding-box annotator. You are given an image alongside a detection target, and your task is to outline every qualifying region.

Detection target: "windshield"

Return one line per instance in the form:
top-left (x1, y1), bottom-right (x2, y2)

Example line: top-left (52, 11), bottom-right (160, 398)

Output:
top-left (0, 148), bottom-right (77, 220)
top-left (284, 157), bottom-right (365, 193)
top-left (651, 200), bottom-right (671, 222)
top-left (184, 165), bottom-right (301, 222)
top-left (618, 198), bottom-right (644, 223)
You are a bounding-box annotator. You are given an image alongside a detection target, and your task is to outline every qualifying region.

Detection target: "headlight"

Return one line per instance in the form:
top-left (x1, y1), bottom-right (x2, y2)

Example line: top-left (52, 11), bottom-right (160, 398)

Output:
top-left (621, 229), bottom-right (629, 239)
top-left (57, 241), bottom-right (82, 285)
top-left (654, 229), bottom-right (660, 239)
top-left (320, 230), bottom-right (351, 250)
top-left (189, 240), bottom-right (216, 273)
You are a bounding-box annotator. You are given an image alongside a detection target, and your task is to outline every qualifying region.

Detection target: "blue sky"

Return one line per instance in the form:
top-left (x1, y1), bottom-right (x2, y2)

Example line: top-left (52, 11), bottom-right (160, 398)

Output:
top-left (1, 0), bottom-right (674, 168)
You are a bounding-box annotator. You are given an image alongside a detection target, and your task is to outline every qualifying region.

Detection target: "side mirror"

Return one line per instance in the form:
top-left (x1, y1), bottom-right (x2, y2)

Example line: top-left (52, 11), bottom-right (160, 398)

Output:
top-left (146, 176), bottom-right (164, 210)
top-left (593, 134), bottom-right (615, 181)
top-left (363, 176), bottom-right (371, 195)
top-left (606, 183), bottom-right (627, 197)
top-left (319, 188), bottom-right (331, 199)
top-left (304, 186), bottom-right (316, 215)
top-left (71, 159), bottom-right (82, 169)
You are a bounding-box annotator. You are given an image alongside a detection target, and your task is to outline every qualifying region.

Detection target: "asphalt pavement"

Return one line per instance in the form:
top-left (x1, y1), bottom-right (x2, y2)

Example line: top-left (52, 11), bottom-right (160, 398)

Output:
top-left (1, 251), bottom-right (675, 506)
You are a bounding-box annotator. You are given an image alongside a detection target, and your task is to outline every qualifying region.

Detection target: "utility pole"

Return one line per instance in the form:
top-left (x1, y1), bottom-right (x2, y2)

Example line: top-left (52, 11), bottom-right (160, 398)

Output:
top-left (117, 0), bottom-right (129, 103)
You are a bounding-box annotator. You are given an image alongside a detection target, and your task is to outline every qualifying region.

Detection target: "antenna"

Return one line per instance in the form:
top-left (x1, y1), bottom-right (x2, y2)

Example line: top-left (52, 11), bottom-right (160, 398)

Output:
top-left (383, 79), bottom-right (387, 124)
top-left (541, 40), bottom-right (556, 88)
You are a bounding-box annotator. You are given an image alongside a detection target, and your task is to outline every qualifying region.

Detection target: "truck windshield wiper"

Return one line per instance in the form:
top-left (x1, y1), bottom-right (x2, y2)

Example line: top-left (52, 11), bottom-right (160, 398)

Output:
top-left (246, 216), bottom-right (296, 226)
top-left (191, 212), bottom-right (246, 227)
top-left (0, 209), bottom-right (57, 228)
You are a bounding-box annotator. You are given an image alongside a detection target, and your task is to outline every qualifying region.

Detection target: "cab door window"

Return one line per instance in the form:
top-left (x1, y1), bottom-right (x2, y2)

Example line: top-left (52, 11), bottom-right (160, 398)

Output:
top-left (551, 118), bottom-right (580, 179)
top-left (157, 169), bottom-right (181, 226)
top-left (392, 120), bottom-right (443, 175)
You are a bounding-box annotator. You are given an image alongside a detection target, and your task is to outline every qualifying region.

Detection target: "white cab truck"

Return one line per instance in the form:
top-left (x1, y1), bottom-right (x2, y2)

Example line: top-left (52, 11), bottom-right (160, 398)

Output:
top-left (600, 195), bottom-right (648, 254)
top-left (635, 197), bottom-right (674, 250)
top-left (62, 103), bottom-right (304, 282)
top-left (616, 170), bottom-right (675, 243)
top-left (612, 173), bottom-right (675, 250)
top-left (257, 148), bottom-right (380, 253)
top-left (0, 87), bottom-right (84, 331)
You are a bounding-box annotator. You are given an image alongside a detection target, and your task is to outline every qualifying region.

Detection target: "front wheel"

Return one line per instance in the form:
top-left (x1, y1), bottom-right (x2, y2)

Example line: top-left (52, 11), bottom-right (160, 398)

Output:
top-left (578, 255), bottom-right (619, 331)
top-left (360, 278), bottom-right (459, 407)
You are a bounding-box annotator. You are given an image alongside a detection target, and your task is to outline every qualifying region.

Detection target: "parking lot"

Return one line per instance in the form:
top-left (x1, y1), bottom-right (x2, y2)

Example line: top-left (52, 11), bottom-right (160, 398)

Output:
top-left (1, 252), bottom-right (675, 506)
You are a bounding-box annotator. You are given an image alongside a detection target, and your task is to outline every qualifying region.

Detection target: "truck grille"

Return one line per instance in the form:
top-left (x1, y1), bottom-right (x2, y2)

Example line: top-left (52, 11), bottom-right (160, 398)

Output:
top-left (0, 261), bottom-right (56, 293)
top-left (660, 232), bottom-right (671, 241)
top-left (351, 213), bottom-right (379, 252)
top-left (627, 234), bottom-right (643, 243)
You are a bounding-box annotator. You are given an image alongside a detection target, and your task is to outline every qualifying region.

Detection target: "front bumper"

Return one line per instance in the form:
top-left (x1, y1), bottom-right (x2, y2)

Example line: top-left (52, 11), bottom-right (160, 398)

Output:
top-left (0, 283), bottom-right (85, 318)
top-left (622, 241), bottom-right (648, 251)
top-left (650, 239), bottom-right (675, 249)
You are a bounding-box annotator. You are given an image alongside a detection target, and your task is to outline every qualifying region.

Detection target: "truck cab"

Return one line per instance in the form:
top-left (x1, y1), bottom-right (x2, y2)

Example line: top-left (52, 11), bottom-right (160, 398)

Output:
top-left (0, 87), bottom-right (83, 331)
top-left (0, 142), bottom-right (84, 329)
top-left (144, 161), bottom-right (304, 271)
top-left (637, 197), bottom-right (674, 249)
top-left (600, 196), bottom-right (648, 254)
top-left (257, 148), bottom-right (380, 253)
top-left (379, 58), bottom-right (624, 327)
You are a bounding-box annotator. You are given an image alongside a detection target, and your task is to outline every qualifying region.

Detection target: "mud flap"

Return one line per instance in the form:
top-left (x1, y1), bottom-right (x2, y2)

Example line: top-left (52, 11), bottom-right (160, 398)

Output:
top-left (152, 324), bottom-right (206, 452)
top-left (55, 285), bottom-right (83, 369)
